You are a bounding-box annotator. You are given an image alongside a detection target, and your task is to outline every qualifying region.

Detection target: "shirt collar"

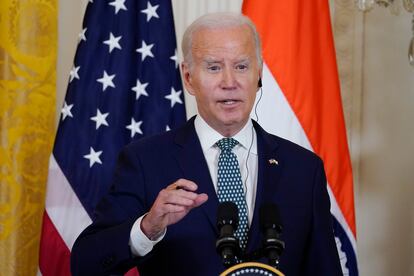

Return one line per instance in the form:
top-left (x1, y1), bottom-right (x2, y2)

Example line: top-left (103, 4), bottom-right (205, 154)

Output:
top-left (194, 115), bottom-right (257, 154)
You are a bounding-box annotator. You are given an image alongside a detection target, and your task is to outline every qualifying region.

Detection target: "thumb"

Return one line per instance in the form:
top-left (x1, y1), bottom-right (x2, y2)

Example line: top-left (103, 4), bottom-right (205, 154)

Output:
top-left (193, 193), bottom-right (208, 207)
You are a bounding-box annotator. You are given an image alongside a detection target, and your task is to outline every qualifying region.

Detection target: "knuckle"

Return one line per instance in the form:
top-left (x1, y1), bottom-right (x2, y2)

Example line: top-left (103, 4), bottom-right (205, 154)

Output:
top-left (159, 188), bottom-right (171, 199)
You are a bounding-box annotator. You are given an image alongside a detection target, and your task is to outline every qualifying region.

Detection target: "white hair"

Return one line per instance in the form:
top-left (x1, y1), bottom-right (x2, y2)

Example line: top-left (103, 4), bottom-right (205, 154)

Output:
top-left (181, 12), bottom-right (263, 67)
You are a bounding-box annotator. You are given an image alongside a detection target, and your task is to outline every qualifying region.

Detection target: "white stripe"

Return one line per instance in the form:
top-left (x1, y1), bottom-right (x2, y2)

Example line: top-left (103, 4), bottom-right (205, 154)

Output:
top-left (256, 62), bottom-right (357, 253)
top-left (45, 155), bottom-right (92, 250)
top-left (328, 185), bottom-right (357, 252)
top-left (251, 63), bottom-right (311, 150)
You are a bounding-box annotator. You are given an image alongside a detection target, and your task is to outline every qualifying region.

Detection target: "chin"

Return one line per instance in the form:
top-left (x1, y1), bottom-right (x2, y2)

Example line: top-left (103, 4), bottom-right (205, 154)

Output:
top-left (220, 117), bottom-right (246, 129)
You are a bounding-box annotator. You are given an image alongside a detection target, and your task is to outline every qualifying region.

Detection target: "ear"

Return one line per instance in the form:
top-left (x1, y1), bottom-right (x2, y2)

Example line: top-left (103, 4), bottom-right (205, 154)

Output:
top-left (181, 62), bottom-right (195, 96)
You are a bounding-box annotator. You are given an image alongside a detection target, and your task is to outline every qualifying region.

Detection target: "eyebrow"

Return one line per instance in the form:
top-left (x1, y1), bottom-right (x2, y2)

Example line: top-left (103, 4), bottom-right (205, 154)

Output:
top-left (235, 58), bottom-right (251, 64)
top-left (202, 57), bottom-right (251, 65)
top-left (203, 58), bottom-right (223, 64)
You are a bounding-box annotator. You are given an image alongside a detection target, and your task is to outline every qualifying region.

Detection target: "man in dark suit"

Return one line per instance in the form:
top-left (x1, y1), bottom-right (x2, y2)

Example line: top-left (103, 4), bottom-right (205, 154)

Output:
top-left (71, 12), bottom-right (342, 276)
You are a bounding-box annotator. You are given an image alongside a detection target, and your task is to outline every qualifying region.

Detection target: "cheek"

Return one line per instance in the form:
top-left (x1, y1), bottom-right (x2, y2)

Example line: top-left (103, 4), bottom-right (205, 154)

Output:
top-left (197, 79), bottom-right (219, 99)
top-left (237, 73), bottom-right (256, 88)
top-left (193, 81), bottom-right (215, 106)
top-left (199, 74), bottom-right (221, 88)
top-left (240, 79), bottom-right (258, 95)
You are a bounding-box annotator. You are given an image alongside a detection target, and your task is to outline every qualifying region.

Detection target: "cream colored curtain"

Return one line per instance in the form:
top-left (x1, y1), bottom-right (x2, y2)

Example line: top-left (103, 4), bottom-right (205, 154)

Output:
top-left (0, 0), bottom-right (57, 274)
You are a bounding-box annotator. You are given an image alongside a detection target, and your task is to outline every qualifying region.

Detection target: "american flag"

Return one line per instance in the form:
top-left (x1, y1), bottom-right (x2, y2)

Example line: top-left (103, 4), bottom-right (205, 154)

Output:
top-left (39, 1), bottom-right (186, 275)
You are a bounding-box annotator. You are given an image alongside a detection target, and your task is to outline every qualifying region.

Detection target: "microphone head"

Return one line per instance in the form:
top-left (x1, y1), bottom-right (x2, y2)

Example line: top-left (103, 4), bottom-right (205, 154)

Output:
top-left (217, 201), bottom-right (239, 230)
top-left (260, 203), bottom-right (282, 233)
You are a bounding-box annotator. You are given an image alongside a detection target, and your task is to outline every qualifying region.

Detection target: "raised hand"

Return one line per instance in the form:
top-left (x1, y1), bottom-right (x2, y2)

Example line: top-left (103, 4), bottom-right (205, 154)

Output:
top-left (141, 179), bottom-right (208, 240)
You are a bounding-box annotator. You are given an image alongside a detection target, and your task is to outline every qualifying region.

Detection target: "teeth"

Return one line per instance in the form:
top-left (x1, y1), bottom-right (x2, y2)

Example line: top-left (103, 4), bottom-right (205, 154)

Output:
top-left (223, 100), bottom-right (235, 105)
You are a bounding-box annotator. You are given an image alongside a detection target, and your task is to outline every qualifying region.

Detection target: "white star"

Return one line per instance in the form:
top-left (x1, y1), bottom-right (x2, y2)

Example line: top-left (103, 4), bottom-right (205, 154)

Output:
top-left (69, 65), bottom-right (80, 82)
top-left (166, 125), bottom-right (171, 131)
top-left (97, 70), bottom-right (116, 91)
top-left (136, 40), bottom-right (154, 61)
top-left (83, 147), bottom-right (103, 168)
top-left (170, 49), bottom-right (179, 68)
top-left (103, 32), bottom-right (122, 53)
top-left (61, 101), bottom-right (74, 121)
top-left (165, 87), bottom-right (183, 108)
top-left (90, 109), bottom-right (109, 129)
top-left (131, 79), bottom-right (149, 100)
top-left (141, 1), bottom-right (159, 22)
top-left (109, 0), bottom-right (127, 14)
top-left (126, 118), bottom-right (143, 137)
top-left (78, 28), bottom-right (87, 42)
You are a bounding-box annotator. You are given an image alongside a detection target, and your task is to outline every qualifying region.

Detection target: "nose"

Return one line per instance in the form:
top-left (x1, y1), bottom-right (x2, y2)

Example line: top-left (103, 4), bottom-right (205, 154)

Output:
top-left (221, 67), bottom-right (237, 90)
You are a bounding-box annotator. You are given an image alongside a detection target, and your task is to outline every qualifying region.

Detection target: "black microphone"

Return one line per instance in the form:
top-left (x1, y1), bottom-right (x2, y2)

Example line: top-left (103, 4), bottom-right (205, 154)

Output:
top-left (260, 203), bottom-right (285, 268)
top-left (216, 202), bottom-right (240, 267)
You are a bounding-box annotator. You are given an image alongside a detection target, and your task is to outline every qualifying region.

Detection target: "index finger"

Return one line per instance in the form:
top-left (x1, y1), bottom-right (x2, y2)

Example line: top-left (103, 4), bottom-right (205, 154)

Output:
top-left (173, 179), bottom-right (198, 192)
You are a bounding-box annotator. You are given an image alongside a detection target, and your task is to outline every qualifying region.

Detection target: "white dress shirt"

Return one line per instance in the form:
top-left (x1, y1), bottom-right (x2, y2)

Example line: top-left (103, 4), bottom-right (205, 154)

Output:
top-left (130, 115), bottom-right (258, 256)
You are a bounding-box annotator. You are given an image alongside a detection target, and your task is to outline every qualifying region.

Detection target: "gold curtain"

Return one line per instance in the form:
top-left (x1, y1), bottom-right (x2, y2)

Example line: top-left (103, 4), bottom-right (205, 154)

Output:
top-left (0, 0), bottom-right (57, 275)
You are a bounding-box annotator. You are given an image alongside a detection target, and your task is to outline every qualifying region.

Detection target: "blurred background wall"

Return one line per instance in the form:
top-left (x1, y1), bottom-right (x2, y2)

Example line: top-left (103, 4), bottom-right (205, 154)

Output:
top-left (57, 1), bottom-right (414, 275)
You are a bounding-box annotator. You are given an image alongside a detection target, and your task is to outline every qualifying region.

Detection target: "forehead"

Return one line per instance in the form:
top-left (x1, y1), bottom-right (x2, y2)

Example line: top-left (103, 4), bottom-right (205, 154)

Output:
top-left (191, 25), bottom-right (256, 61)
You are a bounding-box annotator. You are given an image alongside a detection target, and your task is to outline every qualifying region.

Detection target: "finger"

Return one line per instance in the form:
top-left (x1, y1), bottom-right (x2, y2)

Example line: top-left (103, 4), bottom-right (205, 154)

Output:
top-left (164, 195), bottom-right (196, 207)
top-left (159, 188), bottom-right (198, 204)
top-left (148, 198), bottom-right (188, 219)
top-left (157, 190), bottom-right (198, 208)
top-left (173, 179), bottom-right (198, 192)
top-left (174, 188), bottom-right (202, 200)
top-left (192, 193), bottom-right (208, 207)
top-left (166, 183), bottom-right (180, 191)
top-left (161, 203), bottom-right (186, 213)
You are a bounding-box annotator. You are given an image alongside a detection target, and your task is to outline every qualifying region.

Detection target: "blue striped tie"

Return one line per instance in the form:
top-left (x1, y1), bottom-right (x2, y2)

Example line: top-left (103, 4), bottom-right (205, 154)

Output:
top-left (216, 138), bottom-right (249, 251)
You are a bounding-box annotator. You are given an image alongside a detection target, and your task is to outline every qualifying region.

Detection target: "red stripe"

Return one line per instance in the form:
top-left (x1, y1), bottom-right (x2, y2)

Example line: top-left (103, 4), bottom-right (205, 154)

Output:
top-left (125, 268), bottom-right (140, 276)
top-left (243, 0), bottom-right (356, 236)
top-left (39, 210), bottom-right (140, 275)
top-left (39, 211), bottom-right (71, 276)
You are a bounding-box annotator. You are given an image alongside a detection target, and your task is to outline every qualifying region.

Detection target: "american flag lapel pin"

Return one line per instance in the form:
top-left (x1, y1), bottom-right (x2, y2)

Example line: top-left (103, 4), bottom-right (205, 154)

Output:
top-left (268, 158), bottom-right (278, 165)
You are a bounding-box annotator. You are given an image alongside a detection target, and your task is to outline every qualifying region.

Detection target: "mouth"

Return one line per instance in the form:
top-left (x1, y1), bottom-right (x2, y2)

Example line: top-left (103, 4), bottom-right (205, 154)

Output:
top-left (218, 99), bottom-right (241, 105)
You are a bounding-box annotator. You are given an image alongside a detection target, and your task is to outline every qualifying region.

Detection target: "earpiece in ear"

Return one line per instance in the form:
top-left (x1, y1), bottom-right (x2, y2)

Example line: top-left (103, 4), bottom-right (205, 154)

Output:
top-left (258, 78), bottom-right (262, 88)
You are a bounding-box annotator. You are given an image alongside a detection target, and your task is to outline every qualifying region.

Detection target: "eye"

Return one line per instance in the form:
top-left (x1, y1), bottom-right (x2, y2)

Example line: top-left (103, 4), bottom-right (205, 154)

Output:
top-left (207, 65), bottom-right (221, 72)
top-left (235, 63), bottom-right (249, 72)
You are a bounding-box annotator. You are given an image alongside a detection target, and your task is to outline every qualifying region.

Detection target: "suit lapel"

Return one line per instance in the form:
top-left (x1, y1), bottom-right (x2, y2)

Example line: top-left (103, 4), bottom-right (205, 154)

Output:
top-left (172, 118), bottom-right (283, 250)
top-left (173, 117), bottom-right (219, 233)
top-left (247, 121), bottom-right (282, 252)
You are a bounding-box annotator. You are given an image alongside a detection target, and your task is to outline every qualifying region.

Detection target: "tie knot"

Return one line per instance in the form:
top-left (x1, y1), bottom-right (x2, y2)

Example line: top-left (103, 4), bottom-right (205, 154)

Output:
top-left (216, 137), bottom-right (239, 151)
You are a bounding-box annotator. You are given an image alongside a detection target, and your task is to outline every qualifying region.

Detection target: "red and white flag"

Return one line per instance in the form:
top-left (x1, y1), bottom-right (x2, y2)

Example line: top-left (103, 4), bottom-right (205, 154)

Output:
top-left (243, 1), bottom-right (358, 275)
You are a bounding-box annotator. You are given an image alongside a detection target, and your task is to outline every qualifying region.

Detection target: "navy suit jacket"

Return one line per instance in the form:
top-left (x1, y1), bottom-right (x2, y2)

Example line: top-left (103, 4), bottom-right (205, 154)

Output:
top-left (71, 117), bottom-right (342, 276)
